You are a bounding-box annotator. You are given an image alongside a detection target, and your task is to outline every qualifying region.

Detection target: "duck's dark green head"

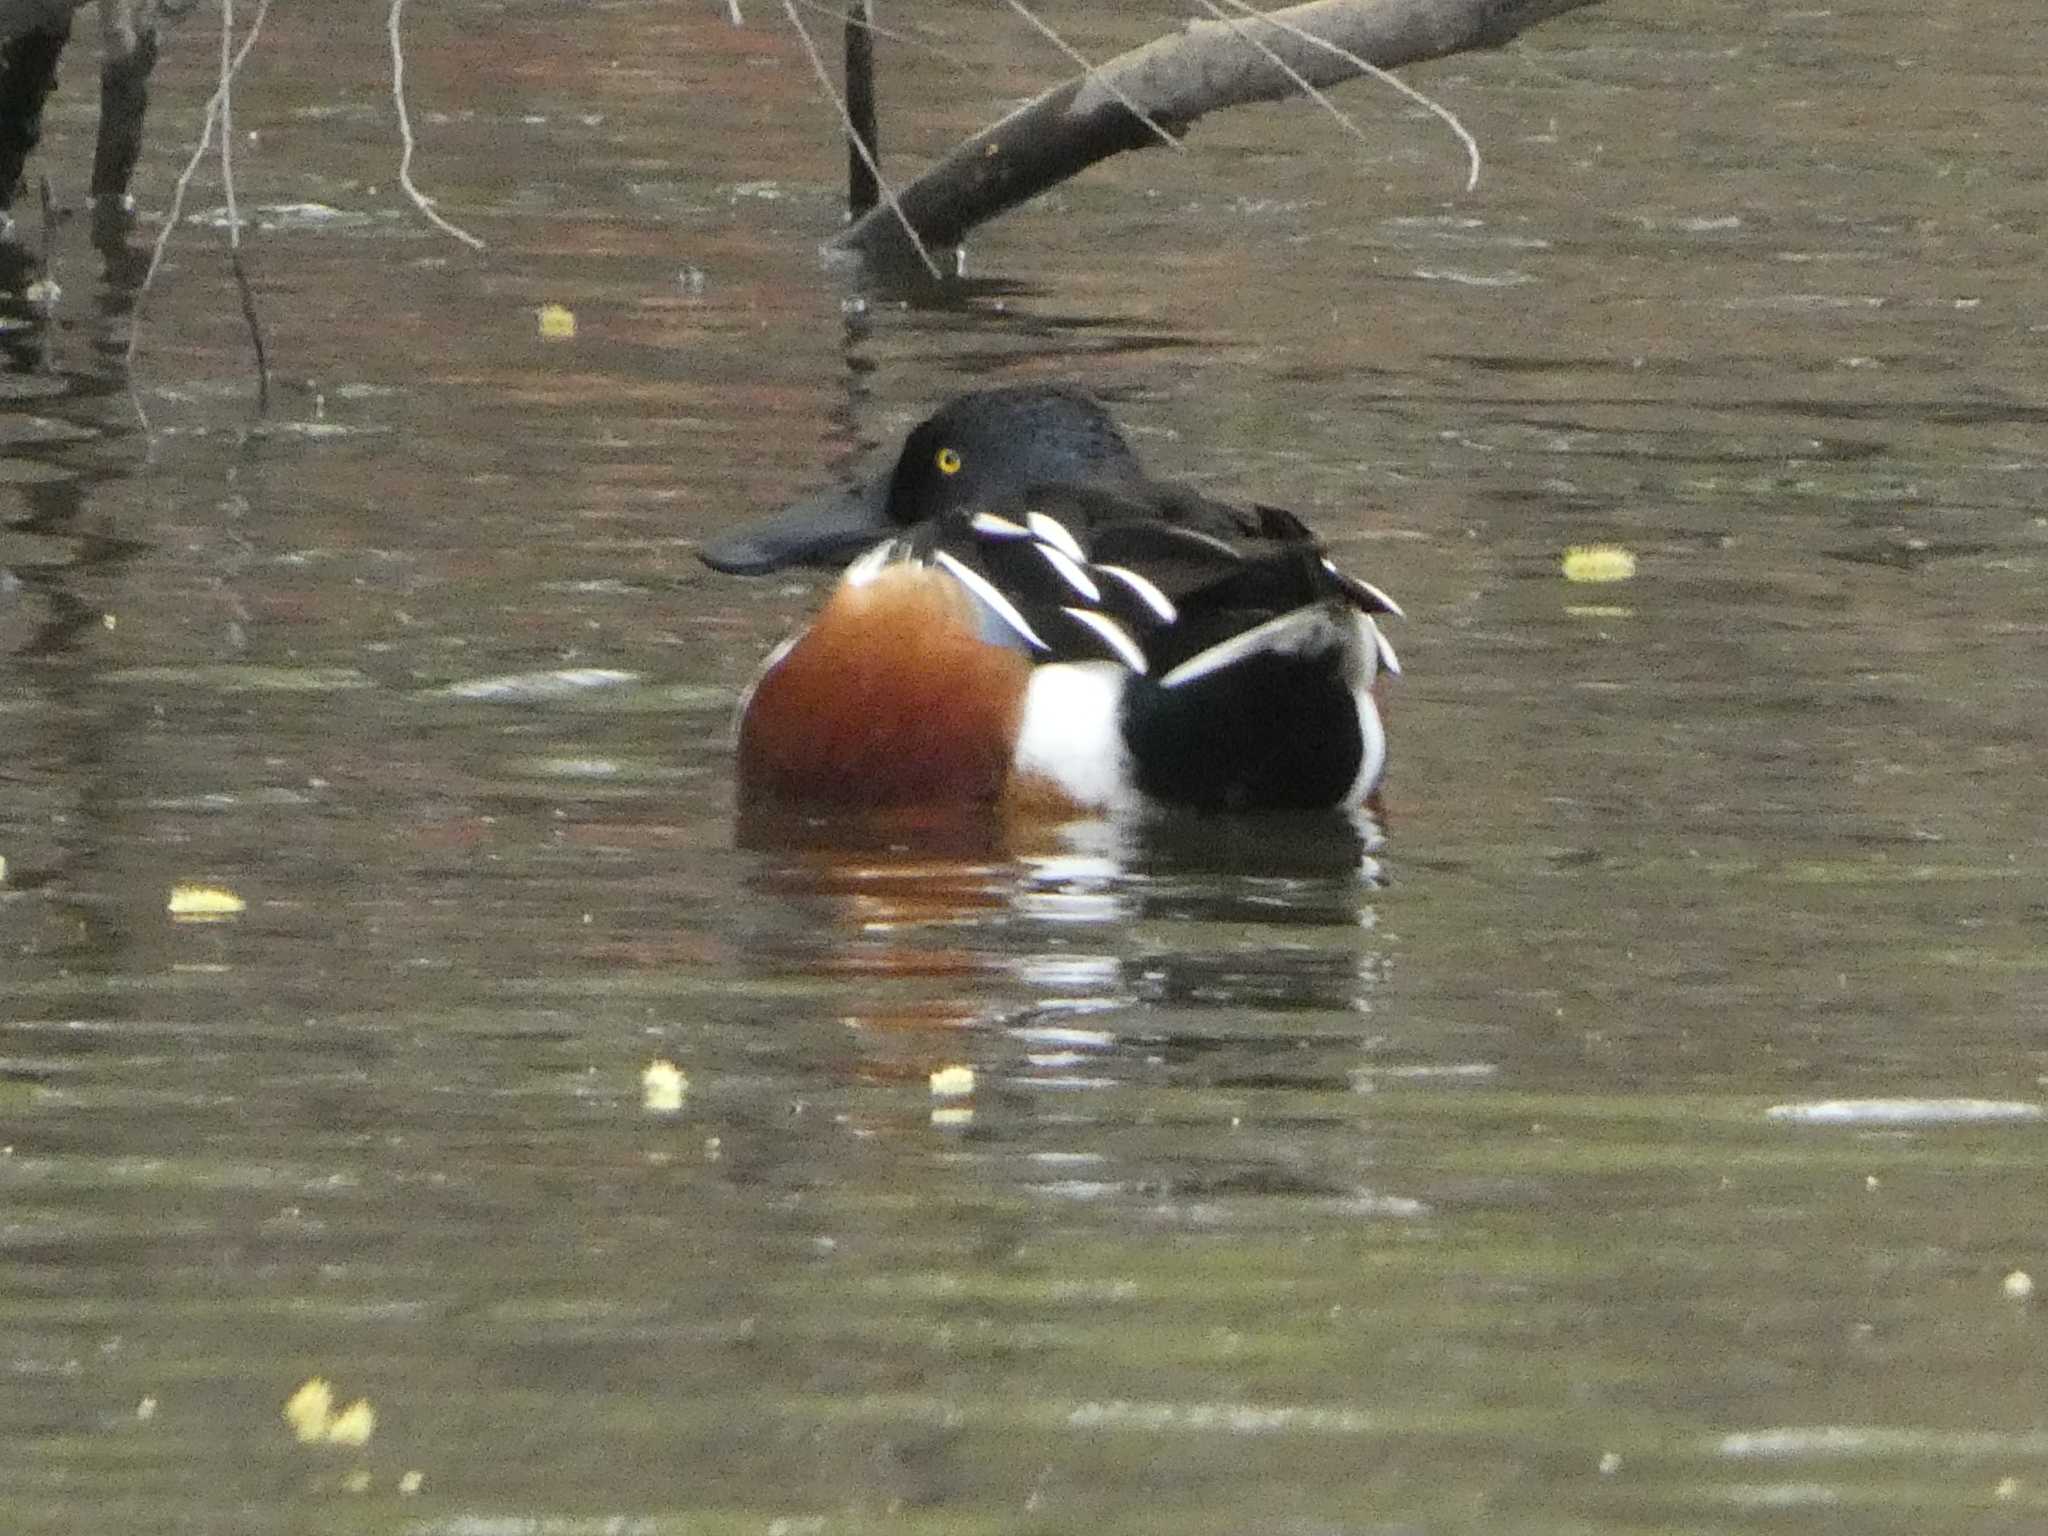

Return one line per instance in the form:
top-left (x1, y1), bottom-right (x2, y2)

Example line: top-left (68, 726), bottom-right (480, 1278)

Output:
top-left (699, 384), bottom-right (1144, 575)
top-left (882, 384), bottom-right (1144, 527)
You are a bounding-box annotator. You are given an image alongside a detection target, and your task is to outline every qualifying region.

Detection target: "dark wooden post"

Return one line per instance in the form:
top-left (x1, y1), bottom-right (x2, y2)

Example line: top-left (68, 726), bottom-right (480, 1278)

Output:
top-left (844, 0), bottom-right (878, 218)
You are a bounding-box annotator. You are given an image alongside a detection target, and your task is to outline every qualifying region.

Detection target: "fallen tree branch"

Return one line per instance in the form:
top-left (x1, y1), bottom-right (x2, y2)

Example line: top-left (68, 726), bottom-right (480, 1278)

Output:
top-left (831, 0), bottom-right (1598, 269)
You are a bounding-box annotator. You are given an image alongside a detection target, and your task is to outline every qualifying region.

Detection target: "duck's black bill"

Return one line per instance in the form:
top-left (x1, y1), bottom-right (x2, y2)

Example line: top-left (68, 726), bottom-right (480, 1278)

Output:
top-left (697, 476), bottom-right (894, 575)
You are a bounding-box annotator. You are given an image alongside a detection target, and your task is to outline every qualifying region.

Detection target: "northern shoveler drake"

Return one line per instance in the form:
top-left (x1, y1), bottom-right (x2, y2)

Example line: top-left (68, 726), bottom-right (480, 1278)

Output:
top-left (700, 384), bottom-right (1402, 818)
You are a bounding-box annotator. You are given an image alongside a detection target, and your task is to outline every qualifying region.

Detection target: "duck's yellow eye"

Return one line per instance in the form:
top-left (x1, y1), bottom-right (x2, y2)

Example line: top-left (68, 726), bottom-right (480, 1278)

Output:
top-left (935, 447), bottom-right (963, 475)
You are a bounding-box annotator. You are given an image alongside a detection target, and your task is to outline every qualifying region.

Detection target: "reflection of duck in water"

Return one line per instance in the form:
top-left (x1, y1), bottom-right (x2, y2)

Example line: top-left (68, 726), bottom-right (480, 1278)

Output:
top-left (703, 385), bottom-right (1402, 819)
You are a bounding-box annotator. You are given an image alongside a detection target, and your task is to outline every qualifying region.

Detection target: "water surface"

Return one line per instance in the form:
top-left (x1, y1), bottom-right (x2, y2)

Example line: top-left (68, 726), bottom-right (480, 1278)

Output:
top-left (3, 2), bottom-right (2045, 1532)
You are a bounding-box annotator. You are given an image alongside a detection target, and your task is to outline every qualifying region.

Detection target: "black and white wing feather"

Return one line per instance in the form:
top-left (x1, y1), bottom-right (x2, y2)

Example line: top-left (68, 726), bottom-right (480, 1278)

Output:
top-left (898, 486), bottom-right (1401, 684)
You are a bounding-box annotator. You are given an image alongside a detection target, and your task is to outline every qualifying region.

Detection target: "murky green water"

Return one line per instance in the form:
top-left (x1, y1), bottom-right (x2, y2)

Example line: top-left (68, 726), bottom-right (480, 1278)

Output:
top-left (3, 2), bottom-right (2045, 1531)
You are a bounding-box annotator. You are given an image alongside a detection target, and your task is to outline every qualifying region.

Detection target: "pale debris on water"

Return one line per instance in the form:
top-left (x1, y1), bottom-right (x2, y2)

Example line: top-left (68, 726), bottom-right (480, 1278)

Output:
top-left (434, 668), bottom-right (638, 701)
top-left (1722, 1425), bottom-right (2048, 1459)
top-left (1766, 1098), bottom-right (2045, 1126)
top-left (326, 1398), bottom-right (376, 1446)
top-left (168, 884), bottom-right (246, 921)
top-left (2002, 1270), bottom-right (2035, 1301)
top-left (642, 1059), bottom-right (688, 1114)
top-left (1562, 544), bottom-right (1638, 583)
top-left (282, 1377), bottom-right (376, 1446)
top-left (283, 1378), bottom-right (332, 1443)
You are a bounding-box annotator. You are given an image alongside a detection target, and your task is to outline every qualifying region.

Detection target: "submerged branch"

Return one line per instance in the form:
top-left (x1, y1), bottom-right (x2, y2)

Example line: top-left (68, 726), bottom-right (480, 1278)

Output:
top-left (127, 0), bottom-right (273, 434)
top-left (832, 0), bottom-right (1596, 268)
top-left (219, 0), bottom-right (272, 411)
top-left (783, 0), bottom-right (941, 277)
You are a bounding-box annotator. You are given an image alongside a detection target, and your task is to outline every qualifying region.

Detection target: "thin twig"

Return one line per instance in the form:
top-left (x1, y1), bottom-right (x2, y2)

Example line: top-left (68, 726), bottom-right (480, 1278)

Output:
top-left (126, 0), bottom-right (274, 434)
top-left (389, 0), bottom-right (485, 249)
top-left (1195, 0), bottom-right (1376, 159)
top-left (789, 0), bottom-right (957, 58)
top-left (781, 0), bottom-right (942, 278)
top-left (37, 176), bottom-right (55, 285)
top-left (1214, 0), bottom-right (1481, 191)
top-left (32, 176), bottom-right (56, 373)
top-left (218, 1), bottom-right (239, 243)
top-left (218, 0), bottom-right (271, 410)
top-left (1000, 0), bottom-right (1184, 153)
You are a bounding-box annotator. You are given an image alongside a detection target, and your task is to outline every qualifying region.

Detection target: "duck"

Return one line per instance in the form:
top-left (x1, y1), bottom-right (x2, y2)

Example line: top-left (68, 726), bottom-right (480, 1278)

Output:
top-left (699, 383), bottom-right (1402, 817)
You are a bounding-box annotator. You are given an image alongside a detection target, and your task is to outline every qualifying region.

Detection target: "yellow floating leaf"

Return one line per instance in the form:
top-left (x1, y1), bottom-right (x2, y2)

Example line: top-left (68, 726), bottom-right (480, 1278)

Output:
top-left (642, 1058), bottom-right (688, 1114)
top-left (399, 1470), bottom-right (425, 1495)
top-left (283, 1378), bottom-right (333, 1444)
top-left (930, 1105), bottom-right (975, 1129)
top-left (537, 303), bottom-right (577, 339)
top-left (929, 1064), bottom-right (975, 1099)
top-left (283, 1376), bottom-right (374, 1446)
top-left (1562, 545), bottom-right (1637, 584)
top-left (169, 884), bottom-right (246, 920)
top-left (325, 1398), bottom-right (377, 1447)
